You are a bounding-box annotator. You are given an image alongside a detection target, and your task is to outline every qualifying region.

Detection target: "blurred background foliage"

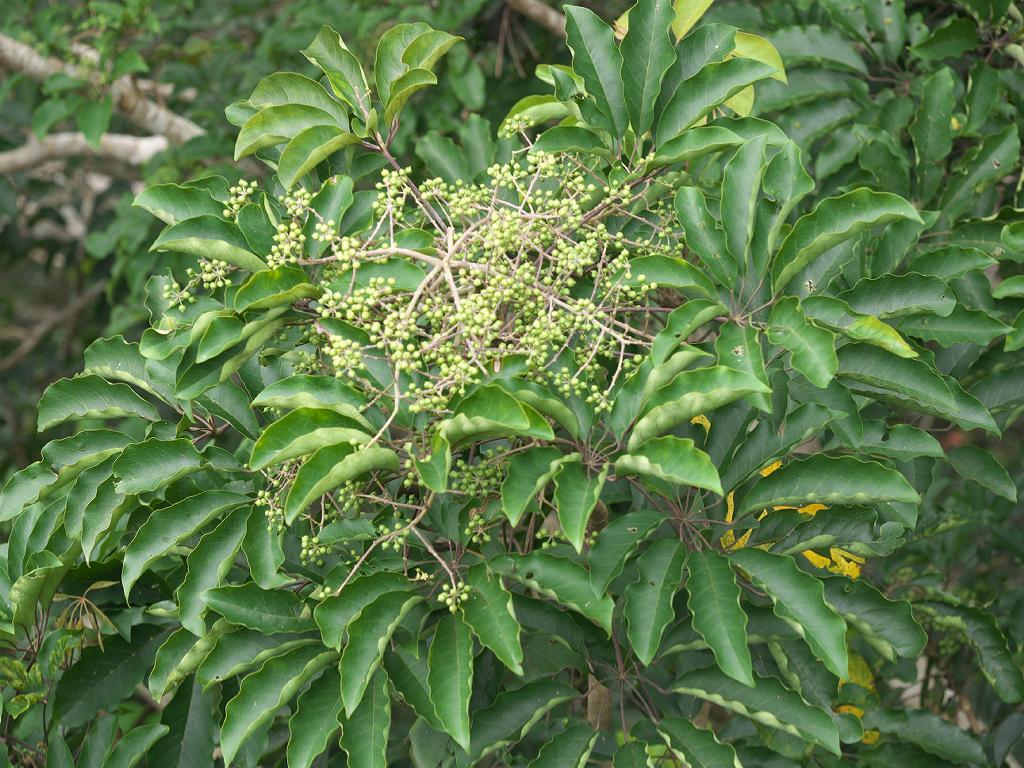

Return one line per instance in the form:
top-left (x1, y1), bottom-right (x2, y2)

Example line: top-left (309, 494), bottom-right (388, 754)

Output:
top-left (2, 0), bottom-right (1024, 763)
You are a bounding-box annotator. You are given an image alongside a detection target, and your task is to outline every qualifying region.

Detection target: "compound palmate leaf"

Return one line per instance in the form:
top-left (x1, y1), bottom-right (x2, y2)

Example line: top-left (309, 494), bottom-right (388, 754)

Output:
top-left (6, 6), bottom-right (1020, 768)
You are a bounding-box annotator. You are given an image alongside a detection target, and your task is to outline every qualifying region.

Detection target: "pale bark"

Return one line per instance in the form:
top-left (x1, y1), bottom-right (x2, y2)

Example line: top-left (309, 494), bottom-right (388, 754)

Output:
top-left (504, 0), bottom-right (566, 36)
top-left (0, 132), bottom-right (168, 174)
top-left (0, 33), bottom-right (203, 144)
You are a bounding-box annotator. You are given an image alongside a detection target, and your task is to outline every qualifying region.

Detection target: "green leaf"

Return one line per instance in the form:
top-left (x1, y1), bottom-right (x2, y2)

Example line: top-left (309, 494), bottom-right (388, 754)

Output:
top-left (112, 438), bottom-right (205, 496)
top-left (52, 624), bottom-right (166, 728)
top-left (77, 96), bottom-right (112, 148)
top-left (588, 509), bottom-right (664, 593)
top-left (719, 402), bottom-right (835, 492)
top-left (563, 6), bottom-right (628, 137)
top-left (149, 680), bottom-right (215, 768)
top-left (373, 24), bottom-right (455, 107)
top-left (657, 58), bottom-right (777, 144)
top-left (149, 627), bottom-right (199, 699)
top-left (910, 67), bottom-right (955, 201)
top-left (285, 445), bottom-right (399, 523)
top-left (250, 408), bottom-right (368, 470)
top-left (248, 71), bottom-right (349, 124)
top-left (43, 430), bottom-right (132, 484)
top-left (767, 297), bottom-right (837, 388)
top-left (621, 0), bottom-right (676, 137)
top-left (503, 448), bottom-right (569, 528)
top-left (416, 131), bottom-right (471, 183)
top-left (730, 547), bottom-right (848, 678)
top-left (657, 716), bottom-right (741, 768)
top-left (493, 551), bottom-right (614, 634)
top-left (438, 384), bottom-right (554, 449)
top-left (233, 266), bottom-right (320, 312)
top-left (861, 709), bottom-right (985, 765)
top-left (914, 601), bottom-right (1024, 704)
top-left (252, 373), bottom-right (372, 426)
top-left (938, 126), bottom-right (1019, 228)
top-left (686, 549), bottom-right (753, 686)
top-left (463, 563), bottom-right (524, 675)
top-left (302, 26), bottom-right (372, 118)
top-left (619, 254), bottom-right (716, 295)
top-left (770, 25), bottom-right (867, 73)
top-left (77, 715), bottom-right (118, 768)
top-left (383, 648), bottom-right (441, 728)
top-left (838, 273), bottom-right (955, 319)
top-left (314, 572), bottom-right (410, 649)
top-left (0, 461), bottom-right (55, 523)
top-left (278, 126), bottom-right (361, 190)
top-left (339, 669), bottom-right (391, 768)
top-left (946, 444), bottom-right (1017, 501)
top-left (176, 507), bottom-right (249, 635)
top-left (802, 296), bottom-right (918, 359)
top-left (615, 436), bottom-right (723, 494)
top-left (910, 15), bottom-right (979, 61)
top-left (80, 476), bottom-right (131, 561)
top-left (822, 578), bottom-right (926, 662)
top-left (738, 454), bottom-right (918, 516)
top-left (629, 366), bottom-right (771, 450)
top-left (530, 125), bottom-right (609, 155)
top-left (910, 245), bottom-right (996, 281)
top-left (37, 375), bottom-right (159, 431)
top-left (625, 538), bottom-right (686, 665)
top-left (384, 67), bottom-right (437, 124)
top-left (102, 724), bottom-right (170, 768)
top-left (287, 667), bottom-right (342, 768)
top-left (772, 189), bottom-right (922, 292)
top-left (836, 343), bottom-right (956, 415)
top-left (674, 187), bottom-right (730, 284)
top-left (220, 645), bottom-right (335, 766)
top-left (235, 103), bottom-right (339, 159)
top-left (340, 590), bottom-right (423, 715)
top-left (994, 274), bottom-right (1024, 299)
top-left (654, 126), bottom-right (744, 167)
top-left (553, 458), bottom-right (607, 552)
top-left (529, 724), bottom-right (599, 768)
top-left (894, 306), bottom-right (1011, 347)
top-left (121, 490), bottom-right (248, 597)
top-left (427, 612), bottom-right (473, 750)
top-left (133, 184), bottom-right (223, 226)
top-left (468, 681), bottom-right (577, 761)
top-left (721, 135), bottom-right (768, 276)
top-left (205, 582), bottom-right (315, 634)
top-left (672, 666), bottom-right (840, 756)
top-left (612, 741), bottom-right (653, 768)
top-left (854, 422), bottom-right (944, 463)
top-left (151, 215), bottom-right (267, 272)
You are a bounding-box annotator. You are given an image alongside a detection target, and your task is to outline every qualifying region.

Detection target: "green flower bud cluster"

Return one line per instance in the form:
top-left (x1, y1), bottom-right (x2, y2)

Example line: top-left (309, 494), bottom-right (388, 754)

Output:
top-left (537, 527), bottom-right (564, 549)
top-left (312, 219), bottom-right (339, 245)
top-left (463, 509), bottom-right (492, 545)
top-left (268, 219), bottom-right (306, 268)
top-left (299, 534), bottom-right (331, 566)
top-left (449, 449), bottom-right (505, 498)
top-left (499, 115), bottom-right (532, 138)
top-left (437, 580), bottom-right (471, 613)
top-left (161, 278), bottom-right (195, 310)
top-left (187, 258), bottom-right (231, 290)
top-left (284, 188), bottom-right (313, 217)
top-left (326, 235), bottom-right (361, 269)
top-left (377, 520), bottom-right (408, 551)
top-left (372, 166), bottom-right (413, 220)
top-left (256, 488), bottom-right (285, 533)
top-left (223, 179), bottom-right (256, 219)
top-left (321, 333), bottom-right (363, 379)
